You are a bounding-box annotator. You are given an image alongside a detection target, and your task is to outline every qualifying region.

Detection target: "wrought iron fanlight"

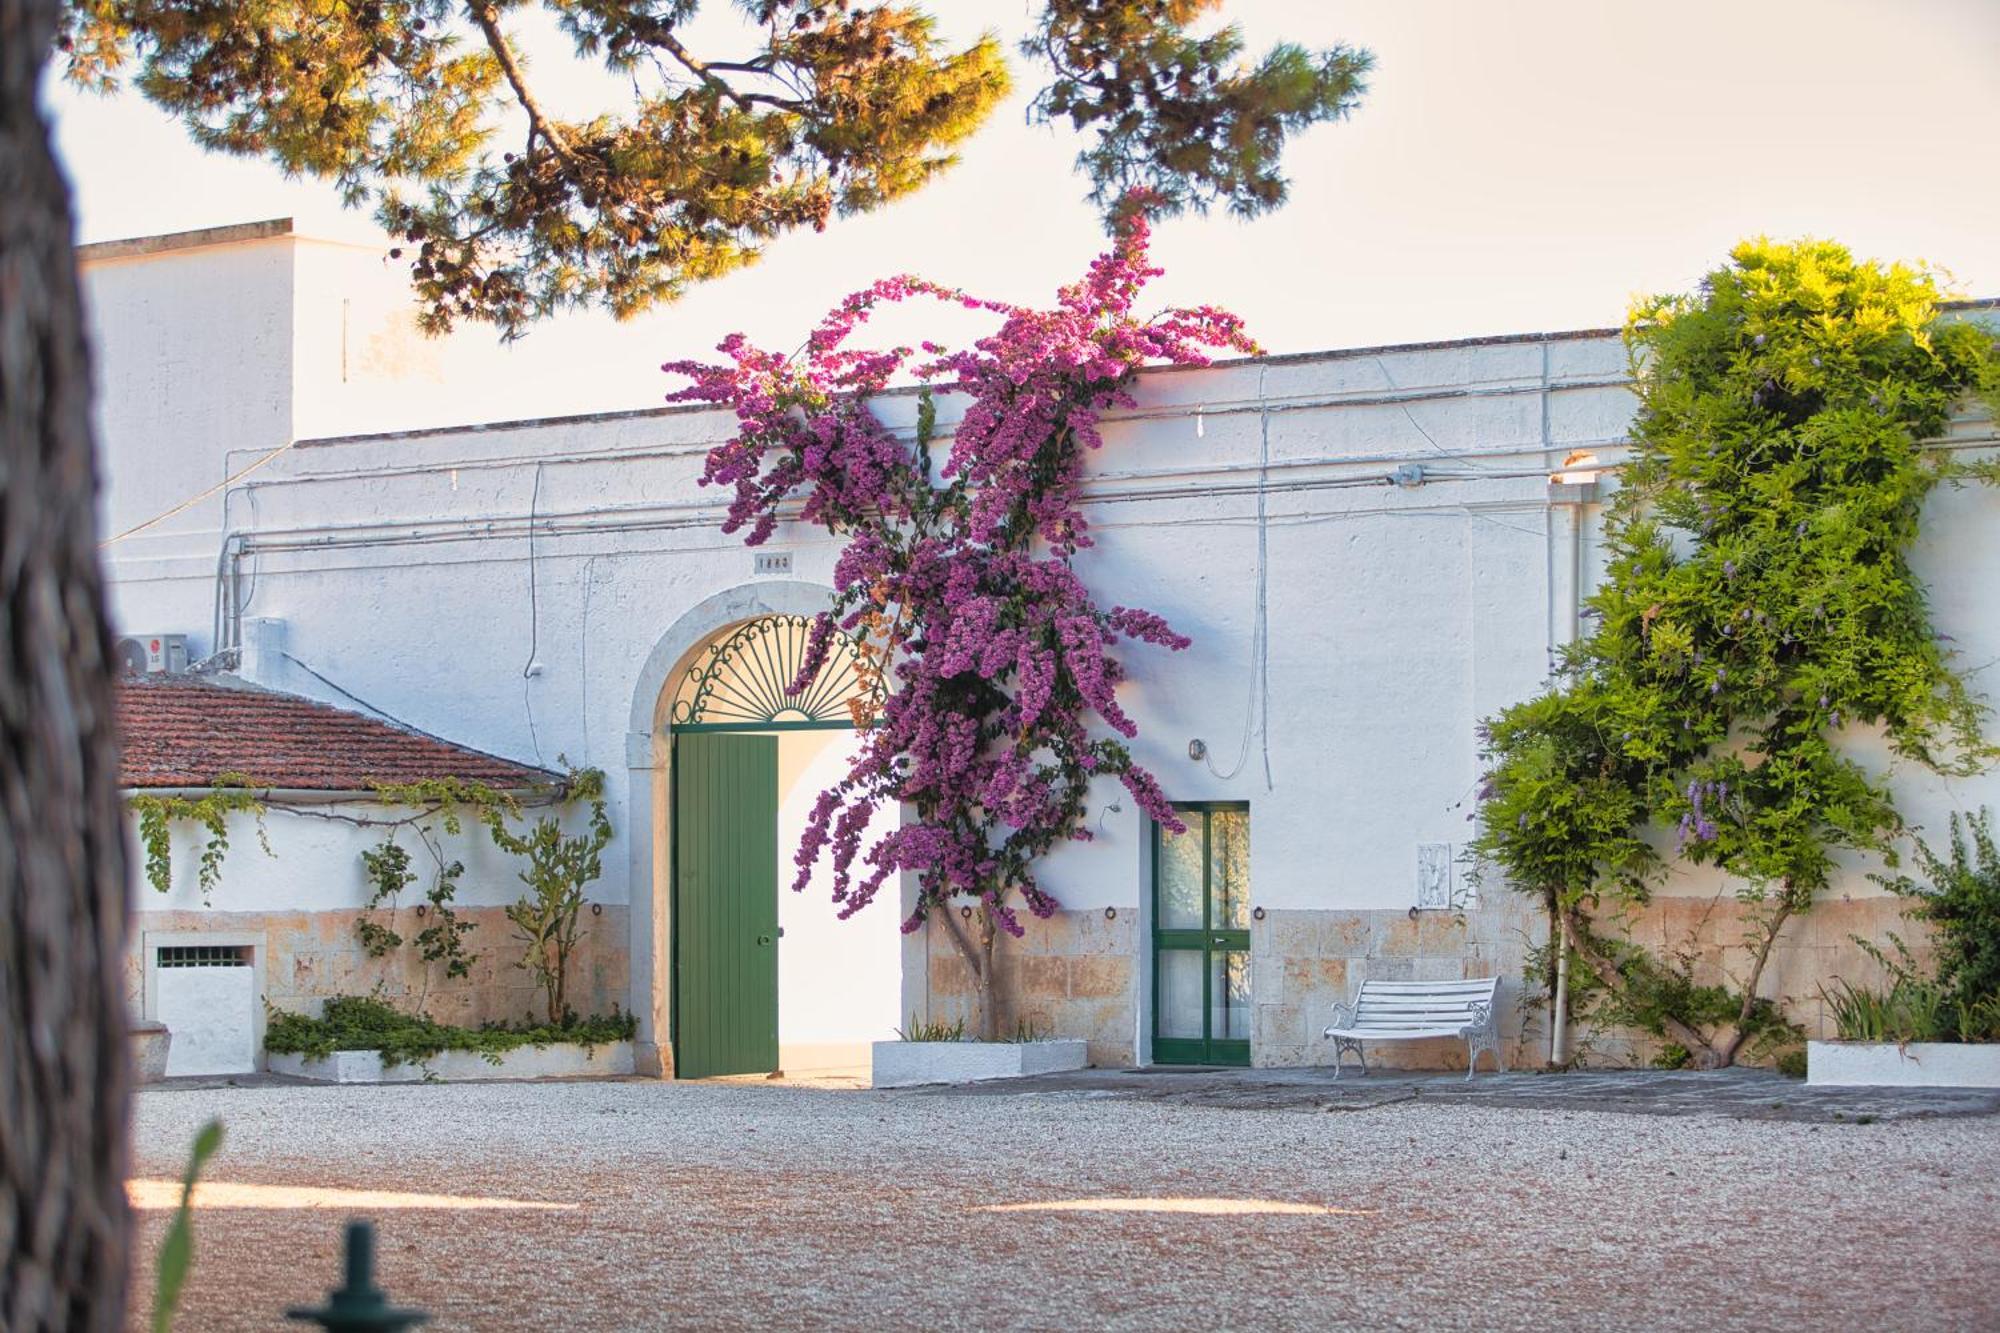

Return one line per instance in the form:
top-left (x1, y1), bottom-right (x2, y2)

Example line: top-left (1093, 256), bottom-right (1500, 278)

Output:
top-left (669, 613), bottom-right (884, 727)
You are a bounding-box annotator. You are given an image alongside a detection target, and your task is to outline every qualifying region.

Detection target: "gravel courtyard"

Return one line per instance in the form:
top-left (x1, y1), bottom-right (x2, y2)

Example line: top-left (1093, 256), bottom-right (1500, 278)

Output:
top-left (129, 1073), bottom-right (2000, 1331)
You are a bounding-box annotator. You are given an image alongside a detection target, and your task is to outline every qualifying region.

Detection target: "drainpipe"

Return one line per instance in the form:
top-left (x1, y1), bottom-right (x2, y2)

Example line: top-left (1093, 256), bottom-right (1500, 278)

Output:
top-left (1547, 451), bottom-right (1600, 1068)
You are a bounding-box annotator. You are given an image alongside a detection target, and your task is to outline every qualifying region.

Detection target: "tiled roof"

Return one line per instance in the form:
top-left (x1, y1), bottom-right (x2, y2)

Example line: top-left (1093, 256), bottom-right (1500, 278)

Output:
top-left (116, 675), bottom-right (555, 791)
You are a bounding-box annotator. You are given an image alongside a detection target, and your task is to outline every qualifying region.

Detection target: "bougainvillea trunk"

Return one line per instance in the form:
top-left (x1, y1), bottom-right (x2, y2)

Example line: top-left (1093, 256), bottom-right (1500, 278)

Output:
top-left (0, 3), bottom-right (134, 1324)
top-left (669, 205), bottom-right (1255, 1023)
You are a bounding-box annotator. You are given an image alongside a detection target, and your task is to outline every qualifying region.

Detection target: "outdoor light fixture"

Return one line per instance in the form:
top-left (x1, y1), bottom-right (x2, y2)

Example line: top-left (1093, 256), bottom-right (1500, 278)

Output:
top-left (1187, 738), bottom-right (1208, 761)
top-left (1551, 449), bottom-right (1602, 485)
top-left (1104, 907), bottom-right (1117, 921)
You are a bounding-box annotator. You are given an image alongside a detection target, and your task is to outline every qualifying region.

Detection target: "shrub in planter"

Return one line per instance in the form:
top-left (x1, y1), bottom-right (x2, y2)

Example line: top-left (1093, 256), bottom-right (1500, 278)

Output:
top-left (265, 994), bottom-right (636, 1069)
top-left (1811, 812), bottom-right (2000, 1084)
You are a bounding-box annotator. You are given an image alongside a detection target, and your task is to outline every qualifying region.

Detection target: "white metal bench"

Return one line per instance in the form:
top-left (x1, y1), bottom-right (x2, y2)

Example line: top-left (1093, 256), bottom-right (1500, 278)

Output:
top-left (1323, 977), bottom-right (1504, 1080)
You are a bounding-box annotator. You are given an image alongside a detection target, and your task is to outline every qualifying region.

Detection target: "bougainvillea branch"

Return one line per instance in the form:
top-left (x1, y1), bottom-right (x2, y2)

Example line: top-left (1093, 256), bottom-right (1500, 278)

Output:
top-left (667, 206), bottom-right (1255, 1036)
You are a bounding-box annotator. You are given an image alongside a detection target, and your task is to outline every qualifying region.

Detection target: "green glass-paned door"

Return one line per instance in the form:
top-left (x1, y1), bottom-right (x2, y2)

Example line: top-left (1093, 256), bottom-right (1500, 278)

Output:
top-left (673, 732), bottom-right (780, 1079)
top-left (1152, 805), bottom-right (1251, 1066)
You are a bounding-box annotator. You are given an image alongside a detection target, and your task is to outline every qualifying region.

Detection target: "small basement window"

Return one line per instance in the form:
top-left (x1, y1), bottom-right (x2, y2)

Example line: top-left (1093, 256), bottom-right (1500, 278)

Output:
top-left (155, 944), bottom-right (253, 968)
top-left (151, 941), bottom-right (260, 1076)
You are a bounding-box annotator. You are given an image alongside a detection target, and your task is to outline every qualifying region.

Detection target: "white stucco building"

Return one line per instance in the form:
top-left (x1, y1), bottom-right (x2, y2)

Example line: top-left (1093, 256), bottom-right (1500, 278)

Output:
top-left (88, 219), bottom-right (2000, 1076)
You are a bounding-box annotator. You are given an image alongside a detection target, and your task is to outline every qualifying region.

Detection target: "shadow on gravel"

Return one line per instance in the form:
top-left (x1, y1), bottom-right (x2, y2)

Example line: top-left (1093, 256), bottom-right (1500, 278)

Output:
top-left (915, 1065), bottom-right (2000, 1123)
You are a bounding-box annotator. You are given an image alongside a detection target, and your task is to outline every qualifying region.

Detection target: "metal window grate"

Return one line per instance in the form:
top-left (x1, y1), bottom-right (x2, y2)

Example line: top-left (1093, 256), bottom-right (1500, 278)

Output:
top-left (155, 945), bottom-right (252, 969)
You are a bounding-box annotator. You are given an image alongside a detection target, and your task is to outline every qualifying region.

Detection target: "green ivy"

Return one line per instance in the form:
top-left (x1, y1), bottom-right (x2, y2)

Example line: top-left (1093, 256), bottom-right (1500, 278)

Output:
top-left (264, 994), bottom-right (635, 1069)
top-left (1474, 238), bottom-right (2000, 1067)
top-left (128, 773), bottom-right (271, 901)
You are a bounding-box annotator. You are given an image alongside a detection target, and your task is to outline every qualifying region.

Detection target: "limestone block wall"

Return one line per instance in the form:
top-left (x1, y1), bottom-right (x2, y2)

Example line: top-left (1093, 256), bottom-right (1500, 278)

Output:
top-left (128, 905), bottom-right (631, 1035)
top-left (1252, 893), bottom-right (1925, 1071)
top-left (918, 893), bottom-right (1926, 1073)
top-left (921, 910), bottom-right (1140, 1068)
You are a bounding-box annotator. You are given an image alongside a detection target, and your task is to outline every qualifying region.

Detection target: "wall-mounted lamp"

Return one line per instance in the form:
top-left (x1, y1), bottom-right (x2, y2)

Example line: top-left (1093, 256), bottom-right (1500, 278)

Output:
top-left (1096, 800), bottom-right (1124, 831)
top-left (1187, 738), bottom-right (1208, 762)
top-left (1550, 449), bottom-right (1602, 486)
top-left (1104, 907), bottom-right (1118, 922)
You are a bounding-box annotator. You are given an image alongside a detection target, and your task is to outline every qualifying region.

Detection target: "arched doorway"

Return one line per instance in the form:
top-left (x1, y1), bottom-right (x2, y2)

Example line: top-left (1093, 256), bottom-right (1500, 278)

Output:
top-left (663, 612), bottom-right (894, 1078)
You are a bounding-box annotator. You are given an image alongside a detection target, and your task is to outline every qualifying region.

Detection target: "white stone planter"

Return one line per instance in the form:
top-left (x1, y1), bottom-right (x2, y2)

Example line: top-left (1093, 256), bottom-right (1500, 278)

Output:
top-left (268, 1041), bottom-right (635, 1084)
top-left (872, 1039), bottom-right (1088, 1089)
top-left (1806, 1040), bottom-right (2000, 1089)
top-left (131, 1021), bottom-right (172, 1085)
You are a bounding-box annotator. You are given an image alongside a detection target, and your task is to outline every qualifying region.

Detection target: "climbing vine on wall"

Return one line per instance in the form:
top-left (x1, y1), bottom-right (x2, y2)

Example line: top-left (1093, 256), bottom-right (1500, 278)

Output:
top-left (1473, 238), bottom-right (2000, 1067)
top-left (129, 773), bottom-right (272, 902)
top-left (669, 205), bottom-right (1255, 1040)
top-left (355, 838), bottom-right (478, 981)
top-left (355, 769), bottom-right (606, 998)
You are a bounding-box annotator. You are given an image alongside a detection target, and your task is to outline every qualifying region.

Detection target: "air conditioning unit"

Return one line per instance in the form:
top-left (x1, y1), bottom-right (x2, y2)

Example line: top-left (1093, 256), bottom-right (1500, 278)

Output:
top-left (117, 634), bottom-right (189, 676)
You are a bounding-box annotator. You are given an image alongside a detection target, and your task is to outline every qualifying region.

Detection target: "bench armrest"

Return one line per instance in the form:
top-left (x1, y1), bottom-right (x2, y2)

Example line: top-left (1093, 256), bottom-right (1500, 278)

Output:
top-left (1466, 999), bottom-right (1495, 1032)
top-left (1326, 1001), bottom-right (1356, 1030)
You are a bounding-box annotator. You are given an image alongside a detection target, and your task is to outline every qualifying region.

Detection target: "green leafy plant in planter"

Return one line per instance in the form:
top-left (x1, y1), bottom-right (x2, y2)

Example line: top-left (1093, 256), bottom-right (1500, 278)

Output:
top-left (265, 994), bottom-right (636, 1069)
top-left (492, 769), bottom-right (612, 1026)
top-left (1474, 238), bottom-right (2000, 1068)
top-left (1827, 811), bottom-right (2000, 1043)
top-left (896, 1013), bottom-right (967, 1043)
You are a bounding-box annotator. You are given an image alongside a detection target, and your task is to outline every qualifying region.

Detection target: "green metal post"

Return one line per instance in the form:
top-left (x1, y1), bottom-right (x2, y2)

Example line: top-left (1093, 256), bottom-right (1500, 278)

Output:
top-left (285, 1219), bottom-right (429, 1331)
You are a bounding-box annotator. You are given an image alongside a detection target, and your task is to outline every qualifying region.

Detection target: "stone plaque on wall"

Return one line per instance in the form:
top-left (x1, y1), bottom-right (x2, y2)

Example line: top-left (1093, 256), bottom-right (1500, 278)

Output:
top-left (1416, 842), bottom-right (1452, 911)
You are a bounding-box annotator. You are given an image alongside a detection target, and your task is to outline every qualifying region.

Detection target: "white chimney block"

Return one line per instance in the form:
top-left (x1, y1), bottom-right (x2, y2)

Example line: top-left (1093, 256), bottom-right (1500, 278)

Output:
top-left (240, 617), bottom-right (288, 689)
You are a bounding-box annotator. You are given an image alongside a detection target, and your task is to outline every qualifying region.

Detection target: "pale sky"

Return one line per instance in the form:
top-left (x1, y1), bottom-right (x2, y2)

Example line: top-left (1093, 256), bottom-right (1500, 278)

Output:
top-left (44, 0), bottom-right (2000, 424)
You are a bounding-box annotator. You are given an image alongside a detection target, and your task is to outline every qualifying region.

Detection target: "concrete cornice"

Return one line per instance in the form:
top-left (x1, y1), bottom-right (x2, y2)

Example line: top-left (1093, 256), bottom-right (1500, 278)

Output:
top-left (78, 218), bottom-right (294, 264)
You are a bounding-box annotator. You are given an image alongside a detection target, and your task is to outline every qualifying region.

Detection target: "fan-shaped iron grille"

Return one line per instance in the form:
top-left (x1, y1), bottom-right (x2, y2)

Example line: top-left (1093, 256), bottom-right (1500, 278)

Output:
top-left (670, 614), bottom-right (881, 729)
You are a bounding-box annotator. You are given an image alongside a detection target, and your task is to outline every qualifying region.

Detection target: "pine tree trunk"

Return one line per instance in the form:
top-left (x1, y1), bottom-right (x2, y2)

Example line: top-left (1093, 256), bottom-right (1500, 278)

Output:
top-left (0, 2), bottom-right (135, 1327)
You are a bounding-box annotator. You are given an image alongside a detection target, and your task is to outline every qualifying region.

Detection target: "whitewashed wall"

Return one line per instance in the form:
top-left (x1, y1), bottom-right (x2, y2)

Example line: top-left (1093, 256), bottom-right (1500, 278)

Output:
top-left (127, 802), bottom-right (556, 916)
top-left (87, 226), bottom-right (2000, 1057)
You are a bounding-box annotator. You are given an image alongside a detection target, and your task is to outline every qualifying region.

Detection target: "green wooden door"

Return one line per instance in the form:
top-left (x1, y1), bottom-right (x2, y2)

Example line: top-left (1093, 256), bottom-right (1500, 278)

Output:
top-left (673, 732), bottom-right (780, 1079)
top-left (1152, 804), bottom-right (1252, 1066)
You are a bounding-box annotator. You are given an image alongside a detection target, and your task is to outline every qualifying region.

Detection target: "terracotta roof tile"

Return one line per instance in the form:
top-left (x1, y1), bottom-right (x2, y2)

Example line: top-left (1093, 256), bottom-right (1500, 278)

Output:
top-left (116, 676), bottom-right (555, 791)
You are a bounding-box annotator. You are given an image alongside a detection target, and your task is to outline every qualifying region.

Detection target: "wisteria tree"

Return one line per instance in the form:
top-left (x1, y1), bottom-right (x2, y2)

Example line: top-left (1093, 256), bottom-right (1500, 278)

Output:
top-left (669, 207), bottom-right (1253, 1038)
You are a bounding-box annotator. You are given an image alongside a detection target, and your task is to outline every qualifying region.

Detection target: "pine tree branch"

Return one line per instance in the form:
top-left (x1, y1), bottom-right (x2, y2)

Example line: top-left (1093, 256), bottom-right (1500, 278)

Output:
top-left (652, 29), bottom-right (802, 112)
top-left (473, 4), bottom-right (575, 158)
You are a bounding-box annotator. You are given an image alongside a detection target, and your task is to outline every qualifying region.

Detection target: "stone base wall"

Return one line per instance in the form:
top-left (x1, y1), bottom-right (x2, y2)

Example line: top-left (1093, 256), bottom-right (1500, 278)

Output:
top-left (129, 904), bottom-right (631, 1031)
top-left (922, 893), bottom-right (1924, 1072)
top-left (1255, 892), bottom-right (1924, 1071)
top-left (922, 910), bottom-right (1139, 1067)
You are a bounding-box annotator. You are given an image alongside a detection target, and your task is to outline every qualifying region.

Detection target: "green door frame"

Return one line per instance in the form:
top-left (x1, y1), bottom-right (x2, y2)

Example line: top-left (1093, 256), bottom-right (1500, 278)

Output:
top-left (668, 718), bottom-right (856, 1078)
top-left (1151, 801), bottom-right (1252, 1067)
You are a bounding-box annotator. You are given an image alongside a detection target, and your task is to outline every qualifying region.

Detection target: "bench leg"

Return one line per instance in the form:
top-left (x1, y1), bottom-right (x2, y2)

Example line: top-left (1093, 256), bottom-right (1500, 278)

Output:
top-left (1465, 1030), bottom-right (1505, 1079)
top-left (1332, 1036), bottom-right (1366, 1079)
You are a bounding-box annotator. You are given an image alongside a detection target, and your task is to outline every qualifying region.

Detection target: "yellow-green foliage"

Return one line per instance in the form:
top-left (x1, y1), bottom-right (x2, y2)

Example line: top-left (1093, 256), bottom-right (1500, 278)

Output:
top-left (63, 2), bottom-right (1366, 335)
top-left (128, 774), bottom-right (270, 900)
top-left (1474, 238), bottom-right (2000, 1058)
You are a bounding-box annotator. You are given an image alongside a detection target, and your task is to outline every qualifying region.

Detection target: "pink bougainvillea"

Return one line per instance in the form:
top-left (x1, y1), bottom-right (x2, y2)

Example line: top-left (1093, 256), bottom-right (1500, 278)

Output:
top-left (666, 210), bottom-right (1254, 1027)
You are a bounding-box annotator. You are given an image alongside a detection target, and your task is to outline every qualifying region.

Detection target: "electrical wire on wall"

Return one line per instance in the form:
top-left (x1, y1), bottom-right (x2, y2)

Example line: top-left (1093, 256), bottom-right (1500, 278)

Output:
top-left (1203, 365), bottom-right (1273, 789)
top-left (521, 462), bottom-right (546, 765)
top-left (578, 554), bottom-right (601, 765)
